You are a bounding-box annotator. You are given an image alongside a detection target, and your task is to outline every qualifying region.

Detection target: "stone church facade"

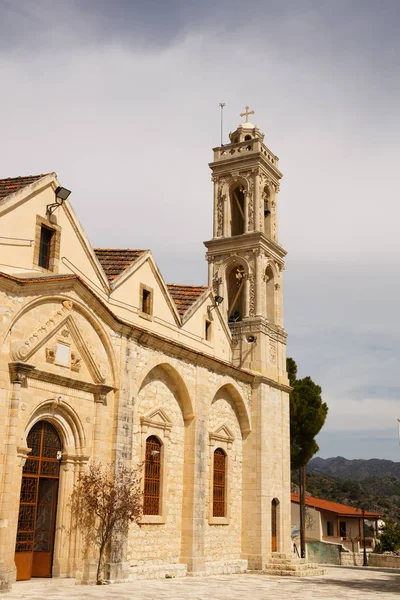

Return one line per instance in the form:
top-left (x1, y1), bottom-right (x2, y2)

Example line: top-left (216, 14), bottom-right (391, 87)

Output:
top-left (0, 112), bottom-right (291, 591)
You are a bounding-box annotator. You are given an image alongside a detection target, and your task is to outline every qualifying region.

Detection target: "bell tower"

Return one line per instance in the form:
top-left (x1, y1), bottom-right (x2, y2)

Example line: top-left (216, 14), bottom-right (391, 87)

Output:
top-left (204, 107), bottom-right (287, 380)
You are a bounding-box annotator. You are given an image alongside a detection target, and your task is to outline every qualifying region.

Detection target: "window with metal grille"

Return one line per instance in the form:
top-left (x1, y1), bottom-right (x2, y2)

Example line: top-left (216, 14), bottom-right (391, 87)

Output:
top-left (143, 436), bottom-right (162, 515)
top-left (38, 226), bottom-right (54, 269)
top-left (213, 448), bottom-right (226, 517)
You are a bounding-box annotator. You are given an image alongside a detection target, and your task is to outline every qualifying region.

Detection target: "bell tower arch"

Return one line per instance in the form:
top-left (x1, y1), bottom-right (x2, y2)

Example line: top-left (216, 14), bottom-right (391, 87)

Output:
top-left (205, 107), bottom-right (287, 377)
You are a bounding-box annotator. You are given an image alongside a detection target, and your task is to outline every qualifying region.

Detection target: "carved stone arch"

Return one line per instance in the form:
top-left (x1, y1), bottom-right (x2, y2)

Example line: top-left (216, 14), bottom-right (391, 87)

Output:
top-left (135, 359), bottom-right (195, 422)
top-left (22, 398), bottom-right (87, 457)
top-left (5, 294), bottom-right (119, 388)
top-left (221, 253), bottom-right (251, 274)
top-left (227, 175), bottom-right (250, 194)
top-left (209, 378), bottom-right (251, 436)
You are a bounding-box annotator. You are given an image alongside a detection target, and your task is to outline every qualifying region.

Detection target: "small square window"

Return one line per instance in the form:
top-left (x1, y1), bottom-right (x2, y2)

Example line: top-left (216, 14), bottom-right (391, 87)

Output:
top-left (142, 289), bottom-right (151, 314)
top-left (205, 320), bottom-right (212, 341)
top-left (38, 226), bottom-right (54, 269)
top-left (139, 284), bottom-right (153, 319)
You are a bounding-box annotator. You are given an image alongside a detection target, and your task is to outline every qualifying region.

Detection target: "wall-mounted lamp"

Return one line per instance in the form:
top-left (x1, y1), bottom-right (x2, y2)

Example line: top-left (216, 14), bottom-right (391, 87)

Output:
top-left (46, 186), bottom-right (72, 215)
top-left (208, 295), bottom-right (224, 316)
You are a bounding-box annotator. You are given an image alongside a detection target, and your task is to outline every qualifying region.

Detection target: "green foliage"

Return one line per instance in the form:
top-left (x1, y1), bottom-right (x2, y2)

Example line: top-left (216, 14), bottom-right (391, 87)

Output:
top-left (379, 521), bottom-right (400, 552)
top-left (288, 357), bottom-right (328, 470)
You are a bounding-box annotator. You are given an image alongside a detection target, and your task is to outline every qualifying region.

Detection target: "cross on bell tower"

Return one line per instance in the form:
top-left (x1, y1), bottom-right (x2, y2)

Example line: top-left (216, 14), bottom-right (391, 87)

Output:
top-left (204, 108), bottom-right (287, 377)
top-left (240, 106), bottom-right (255, 123)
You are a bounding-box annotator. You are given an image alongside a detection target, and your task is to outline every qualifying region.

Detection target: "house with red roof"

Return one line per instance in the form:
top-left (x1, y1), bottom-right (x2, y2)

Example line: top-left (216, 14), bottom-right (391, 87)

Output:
top-left (291, 493), bottom-right (383, 552)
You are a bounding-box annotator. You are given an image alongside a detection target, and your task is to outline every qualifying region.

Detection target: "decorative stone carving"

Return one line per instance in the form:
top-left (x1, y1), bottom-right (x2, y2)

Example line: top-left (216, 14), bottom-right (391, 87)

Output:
top-left (217, 188), bottom-right (225, 237)
top-left (212, 272), bottom-right (222, 295)
top-left (13, 301), bottom-right (73, 361)
top-left (246, 192), bottom-right (254, 231)
top-left (248, 274), bottom-right (255, 317)
top-left (269, 341), bottom-right (277, 364)
top-left (140, 407), bottom-right (173, 438)
top-left (70, 351), bottom-right (82, 372)
top-left (94, 384), bottom-right (114, 405)
top-left (209, 424), bottom-right (235, 449)
top-left (9, 362), bottom-right (36, 385)
top-left (45, 345), bottom-right (56, 364)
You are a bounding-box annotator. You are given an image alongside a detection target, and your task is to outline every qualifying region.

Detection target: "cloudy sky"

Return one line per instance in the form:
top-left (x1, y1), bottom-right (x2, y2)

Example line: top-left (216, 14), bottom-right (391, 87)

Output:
top-left (2, 0), bottom-right (400, 460)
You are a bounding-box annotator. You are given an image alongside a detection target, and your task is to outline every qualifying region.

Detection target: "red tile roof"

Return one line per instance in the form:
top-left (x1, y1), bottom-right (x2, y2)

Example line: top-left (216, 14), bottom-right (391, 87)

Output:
top-left (291, 493), bottom-right (383, 518)
top-left (94, 248), bottom-right (146, 282)
top-left (0, 174), bottom-right (51, 202)
top-left (167, 284), bottom-right (209, 316)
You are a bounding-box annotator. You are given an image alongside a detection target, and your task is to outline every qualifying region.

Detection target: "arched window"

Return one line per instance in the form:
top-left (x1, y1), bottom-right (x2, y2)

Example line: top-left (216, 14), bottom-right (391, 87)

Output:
top-left (230, 185), bottom-right (245, 236)
top-left (143, 436), bottom-right (162, 515)
top-left (263, 185), bottom-right (271, 235)
top-left (227, 264), bottom-right (246, 322)
top-left (272, 498), bottom-right (279, 552)
top-left (265, 265), bottom-right (275, 323)
top-left (213, 448), bottom-right (226, 517)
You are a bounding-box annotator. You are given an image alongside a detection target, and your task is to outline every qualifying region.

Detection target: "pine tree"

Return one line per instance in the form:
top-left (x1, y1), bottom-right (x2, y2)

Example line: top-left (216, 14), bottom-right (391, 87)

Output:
top-left (287, 357), bottom-right (328, 470)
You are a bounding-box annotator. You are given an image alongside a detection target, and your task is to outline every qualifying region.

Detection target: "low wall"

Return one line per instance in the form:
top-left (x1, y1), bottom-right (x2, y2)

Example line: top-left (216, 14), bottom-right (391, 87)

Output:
top-left (306, 541), bottom-right (341, 565)
top-left (340, 552), bottom-right (364, 567)
top-left (369, 554), bottom-right (400, 569)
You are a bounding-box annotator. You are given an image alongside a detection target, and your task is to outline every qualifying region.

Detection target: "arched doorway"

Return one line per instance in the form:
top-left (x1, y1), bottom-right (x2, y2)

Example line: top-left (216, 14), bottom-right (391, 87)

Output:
top-left (15, 421), bottom-right (62, 581)
top-left (271, 498), bottom-right (279, 552)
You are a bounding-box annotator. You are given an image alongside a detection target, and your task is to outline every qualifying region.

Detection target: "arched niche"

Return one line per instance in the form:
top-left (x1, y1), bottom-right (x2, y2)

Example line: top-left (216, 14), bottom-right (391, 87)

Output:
top-left (226, 263), bottom-right (247, 323)
top-left (135, 361), bottom-right (194, 423)
top-left (209, 380), bottom-right (251, 437)
top-left (230, 184), bottom-right (245, 236)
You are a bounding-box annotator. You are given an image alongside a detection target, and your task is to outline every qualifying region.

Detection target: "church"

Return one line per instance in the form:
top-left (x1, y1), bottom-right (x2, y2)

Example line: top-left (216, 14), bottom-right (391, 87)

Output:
top-left (0, 110), bottom-right (291, 591)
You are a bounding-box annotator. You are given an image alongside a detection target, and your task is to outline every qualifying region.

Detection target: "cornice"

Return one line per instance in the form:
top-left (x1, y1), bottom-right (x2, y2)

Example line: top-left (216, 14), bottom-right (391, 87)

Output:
top-left (204, 231), bottom-right (287, 261)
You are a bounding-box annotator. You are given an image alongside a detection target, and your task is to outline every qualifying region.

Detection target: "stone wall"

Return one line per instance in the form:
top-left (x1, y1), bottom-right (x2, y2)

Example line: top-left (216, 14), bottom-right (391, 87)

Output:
top-left (340, 552), bottom-right (365, 566)
top-left (306, 541), bottom-right (341, 565)
top-left (369, 554), bottom-right (400, 569)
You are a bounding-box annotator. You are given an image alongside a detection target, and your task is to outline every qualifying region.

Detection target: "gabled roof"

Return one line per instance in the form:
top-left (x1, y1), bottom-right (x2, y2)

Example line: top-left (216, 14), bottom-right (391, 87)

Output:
top-left (167, 284), bottom-right (209, 316)
top-left (0, 174), bottom-right (51, 203)
top-left (94, 248), bottom-right (146, 282)
top-left (291, 493), bottom-right (383, 518)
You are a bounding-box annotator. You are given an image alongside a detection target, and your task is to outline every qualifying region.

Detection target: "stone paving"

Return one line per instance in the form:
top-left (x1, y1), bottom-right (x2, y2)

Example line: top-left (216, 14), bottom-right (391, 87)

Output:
top-left (2, 567), bottom-right (400, 600)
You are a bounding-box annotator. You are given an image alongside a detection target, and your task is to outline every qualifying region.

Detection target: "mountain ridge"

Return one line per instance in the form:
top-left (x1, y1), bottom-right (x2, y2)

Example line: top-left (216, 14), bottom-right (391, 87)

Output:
top-left (308, 456), bottom-right (400, 480)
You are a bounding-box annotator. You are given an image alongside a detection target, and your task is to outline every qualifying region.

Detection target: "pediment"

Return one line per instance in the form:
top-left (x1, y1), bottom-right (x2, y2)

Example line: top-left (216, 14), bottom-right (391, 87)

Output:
top-left (140, 407), bottom-right (173, 434)
top-left (210, 424), bottom-right (235, 445)
top-left (11, 301), bottom-right (108, 384)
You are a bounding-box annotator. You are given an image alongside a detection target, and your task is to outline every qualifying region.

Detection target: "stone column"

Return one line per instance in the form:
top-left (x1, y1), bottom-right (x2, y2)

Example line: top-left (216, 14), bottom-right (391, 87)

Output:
top-left (244, 192), bottom-right (249, 234)
top-left (244, 277), bottom-right (250, 318)
top-left (255, 250), bottom-right (262, 317)
top-left (0, 363), bottom-right (35, 590)
top-left (180, 368), bottom-right (207, 575)
top-left (213, 178), bottom-right (218, 238)
top-left (254, 171), bottom-right (261, 232)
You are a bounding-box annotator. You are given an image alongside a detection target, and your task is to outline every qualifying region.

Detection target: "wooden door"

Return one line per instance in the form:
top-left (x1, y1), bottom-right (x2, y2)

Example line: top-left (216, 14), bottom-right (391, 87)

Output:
top-left (271, 499), bottom-right (278, 552)
top-left (15, 422), bottom-right (61, 580)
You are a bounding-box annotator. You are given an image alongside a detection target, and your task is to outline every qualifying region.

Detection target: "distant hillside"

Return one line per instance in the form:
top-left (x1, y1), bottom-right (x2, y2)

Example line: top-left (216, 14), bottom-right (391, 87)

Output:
top-left (308, 456), bottom-right (400, 480)
top-left (293, 457), bottom-right (400, 522)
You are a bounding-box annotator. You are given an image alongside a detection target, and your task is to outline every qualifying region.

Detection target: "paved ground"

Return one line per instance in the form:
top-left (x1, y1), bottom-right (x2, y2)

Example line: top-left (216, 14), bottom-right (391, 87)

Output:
top-left (3, 567), bottom-right (400, 600)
